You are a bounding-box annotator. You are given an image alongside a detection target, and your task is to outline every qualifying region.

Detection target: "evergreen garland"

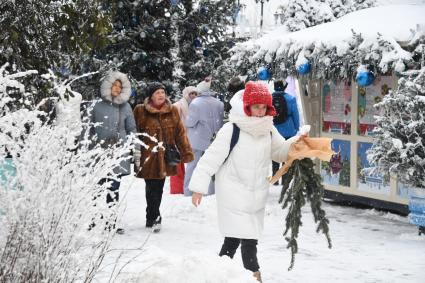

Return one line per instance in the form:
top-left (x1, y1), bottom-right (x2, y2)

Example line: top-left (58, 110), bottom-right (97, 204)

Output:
top-left (279, 158), bottom-right (332, 270)
top-left (231, 15), bottom-right (425, 82)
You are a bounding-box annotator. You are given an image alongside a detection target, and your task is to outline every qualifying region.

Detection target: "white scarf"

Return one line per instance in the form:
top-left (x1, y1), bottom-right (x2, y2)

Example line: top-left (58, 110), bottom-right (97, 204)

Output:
top-left (229, 113), bottom-right (274, 137)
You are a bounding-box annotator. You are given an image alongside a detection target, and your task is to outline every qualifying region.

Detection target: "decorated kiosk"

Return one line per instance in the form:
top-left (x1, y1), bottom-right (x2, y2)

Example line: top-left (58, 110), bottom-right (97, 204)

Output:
top-left (231, 5), bottom-right (425, 215)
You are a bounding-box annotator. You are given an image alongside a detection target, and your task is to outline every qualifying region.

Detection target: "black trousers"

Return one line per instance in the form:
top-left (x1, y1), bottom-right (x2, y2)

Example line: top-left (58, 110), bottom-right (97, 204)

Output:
top-left (144, 178), bottom-right (165, 222)
top-left (219, 237), bottom-right (259, 272)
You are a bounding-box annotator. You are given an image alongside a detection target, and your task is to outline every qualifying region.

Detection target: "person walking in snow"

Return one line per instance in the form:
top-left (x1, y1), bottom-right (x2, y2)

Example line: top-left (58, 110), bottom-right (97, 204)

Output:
top-left (169, 86), bottom-right (199, 194)
top-left (90, 71), bottom-right (137, 234)
top-left (189, 81), bottom-right (300, 282)
top-left (133, 82), bottom-right (194, 232)
top-left (271, 79), bottom-right (300, 185)
top-left (183, 77), bottom-right (224, 196)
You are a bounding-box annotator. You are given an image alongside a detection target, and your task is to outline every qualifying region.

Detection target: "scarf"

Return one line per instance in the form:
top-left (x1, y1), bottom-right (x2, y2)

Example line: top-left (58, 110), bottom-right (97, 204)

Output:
top-left (229, 113), bottom-right (274, 137)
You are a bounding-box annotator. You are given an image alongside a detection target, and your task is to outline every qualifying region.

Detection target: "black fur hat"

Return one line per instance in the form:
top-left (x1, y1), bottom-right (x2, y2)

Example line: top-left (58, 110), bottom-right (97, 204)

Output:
top-left (227, 77), bottom-right (245, 94)
top-left (274, 80), bottom-right (288, 92)
top-left (147, 82), bottom-right (166, 98)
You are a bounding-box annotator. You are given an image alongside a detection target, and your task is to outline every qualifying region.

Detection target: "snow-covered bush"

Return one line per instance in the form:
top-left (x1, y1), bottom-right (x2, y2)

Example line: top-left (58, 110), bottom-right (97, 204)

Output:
top-left (368, 67), bottom-right (425, 189)
top-left (0, 65), bottom-right (140, 282)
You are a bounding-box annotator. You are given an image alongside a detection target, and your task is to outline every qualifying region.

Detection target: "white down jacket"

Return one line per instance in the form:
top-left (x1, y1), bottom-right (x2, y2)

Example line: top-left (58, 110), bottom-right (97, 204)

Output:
top-left (189, 90), bottom-right (298, 239)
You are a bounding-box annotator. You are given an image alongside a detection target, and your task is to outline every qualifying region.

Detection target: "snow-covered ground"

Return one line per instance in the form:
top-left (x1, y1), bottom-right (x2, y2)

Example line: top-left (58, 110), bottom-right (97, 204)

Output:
top-left (97, 175), bottom-right (425, 283)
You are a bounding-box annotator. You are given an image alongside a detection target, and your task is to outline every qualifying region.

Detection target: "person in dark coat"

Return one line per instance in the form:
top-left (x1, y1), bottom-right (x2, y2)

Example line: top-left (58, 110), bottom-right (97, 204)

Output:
top-left (225, 76), bottom-right (245, 113)
top-left (271, 79), bottom-right (300, 184)
top-left (133, 82), bottom-right (194, 232)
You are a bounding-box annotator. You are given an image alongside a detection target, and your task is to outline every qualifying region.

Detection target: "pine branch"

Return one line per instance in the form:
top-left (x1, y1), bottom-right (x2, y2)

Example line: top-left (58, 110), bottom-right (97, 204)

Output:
top-left (279, 158), bottom-right (332, 270)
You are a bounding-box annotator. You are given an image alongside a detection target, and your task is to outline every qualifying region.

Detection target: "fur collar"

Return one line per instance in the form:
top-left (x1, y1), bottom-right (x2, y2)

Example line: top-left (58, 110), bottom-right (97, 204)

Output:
top-left (144, 97), bottom-right (173, 114)
top-left (100, 71), bottom-right (131, 105)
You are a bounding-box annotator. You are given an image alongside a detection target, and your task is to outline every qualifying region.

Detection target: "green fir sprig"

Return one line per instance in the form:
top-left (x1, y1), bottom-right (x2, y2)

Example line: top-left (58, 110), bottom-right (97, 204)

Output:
top-left (279, 158), bottom-right (332, 270)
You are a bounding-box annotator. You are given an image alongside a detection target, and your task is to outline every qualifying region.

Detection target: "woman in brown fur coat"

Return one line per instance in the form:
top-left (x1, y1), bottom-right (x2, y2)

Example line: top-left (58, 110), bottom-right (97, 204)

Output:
top-left (133, 82), bottom-right (194, 232)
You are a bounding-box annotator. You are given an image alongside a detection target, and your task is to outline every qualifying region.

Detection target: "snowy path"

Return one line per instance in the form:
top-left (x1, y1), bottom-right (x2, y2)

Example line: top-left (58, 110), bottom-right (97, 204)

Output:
top-left (97, 176), bottom-right (425, 283)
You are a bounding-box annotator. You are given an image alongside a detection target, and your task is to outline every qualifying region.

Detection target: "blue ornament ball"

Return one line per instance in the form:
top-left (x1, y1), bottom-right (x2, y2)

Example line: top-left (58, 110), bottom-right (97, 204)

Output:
top-left (193, 38), bottom-right (202, 48)
top-left (356, 71), bottom-right (375, 87)
top-left (257, 67), bottom-right (270, 81)
top-left (131, 15), bottom-right (139, 25)
top-left (297, 62), bottom-right (311, 75)
top-left (171, 0), bottom-right (179, 6)
top-left (200, 6), bottom-right (209, 15)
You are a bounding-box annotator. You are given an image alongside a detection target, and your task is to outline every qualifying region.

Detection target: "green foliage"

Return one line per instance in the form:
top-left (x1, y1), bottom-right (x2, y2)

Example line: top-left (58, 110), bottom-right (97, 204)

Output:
top-left (103, 1), bottom-right (174, 83)
top-left (175, 0), bottom-right (238, 88)
top-left (279, 158), bottom-right (332, 270)
top-left (0, 0), bottom-right (112, 73)
top-left (339, 157), bottom-right (351, 187)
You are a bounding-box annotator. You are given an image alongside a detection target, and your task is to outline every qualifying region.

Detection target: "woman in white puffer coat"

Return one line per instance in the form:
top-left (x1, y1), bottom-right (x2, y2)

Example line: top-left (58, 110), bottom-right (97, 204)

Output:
top-left (189, 81), bottom-right (299, 282)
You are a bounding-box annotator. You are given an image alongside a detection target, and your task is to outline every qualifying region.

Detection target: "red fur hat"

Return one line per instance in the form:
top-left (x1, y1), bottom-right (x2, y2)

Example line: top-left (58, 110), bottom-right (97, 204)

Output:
top-left (243, 81), bottom-right (276, 116)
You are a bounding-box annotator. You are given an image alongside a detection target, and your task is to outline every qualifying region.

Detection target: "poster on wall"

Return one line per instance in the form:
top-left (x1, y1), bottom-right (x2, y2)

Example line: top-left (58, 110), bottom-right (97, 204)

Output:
top-left (358, 76), bottom-right (394, 136)
top-left (357, 142), bottom-right (390, 195)
top-left (321, 139), bottom-right (351, 188)
top-left (322, 80), bottom-right (352, 135)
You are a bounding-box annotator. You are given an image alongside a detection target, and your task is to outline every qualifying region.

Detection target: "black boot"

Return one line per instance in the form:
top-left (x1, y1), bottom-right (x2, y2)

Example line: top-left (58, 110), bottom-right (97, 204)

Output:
top-left (152, 216), bottom-right (162, 233)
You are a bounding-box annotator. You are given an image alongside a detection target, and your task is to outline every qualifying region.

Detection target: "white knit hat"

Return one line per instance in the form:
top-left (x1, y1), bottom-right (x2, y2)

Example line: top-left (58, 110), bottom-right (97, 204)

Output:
top-left (196, 77), bottom-right (212, 94)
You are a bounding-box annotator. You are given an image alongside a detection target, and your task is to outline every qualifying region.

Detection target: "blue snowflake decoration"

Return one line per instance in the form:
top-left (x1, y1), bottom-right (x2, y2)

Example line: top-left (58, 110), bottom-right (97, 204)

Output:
top-left (170, 0), bottom-right (179, 6)
top-left (202, 48), bottom-right (209, 57)
top-left (227, 41), bottom-right (235, 48)
top-left (257, 67), bottom-right (271, 81)
top-left (200, 6), bottom-right (209, 15)
top-left (131, 15), bottom-right (140, 26)
top-left (193, 38), bottom-right (202, 48)
top-left (297, 62), bottom-right (311, 75)
top-left (356, 71), bottom-right (375, 87)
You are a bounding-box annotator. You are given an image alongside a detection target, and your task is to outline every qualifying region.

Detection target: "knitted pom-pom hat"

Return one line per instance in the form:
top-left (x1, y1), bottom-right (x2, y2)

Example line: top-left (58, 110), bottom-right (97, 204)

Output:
top-left (243, 81), bottom-right (276, 116)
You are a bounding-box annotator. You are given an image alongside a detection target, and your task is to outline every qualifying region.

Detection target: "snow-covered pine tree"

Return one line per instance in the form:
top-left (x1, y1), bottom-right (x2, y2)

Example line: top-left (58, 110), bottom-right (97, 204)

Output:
top-left (103, 0), bottom-right (174, 93)
top-left (284, 0), bottom-right (334, 32)
top-left (175, 0), bottom-right (237, 89)
top-left (283, 0), bottom-right (376, 32)
top-left (368, 67), bottom-right (425, 189)
top-left (0, 0), bottom-right (111, 73)
top-left (349, 0), bottom-right (375, 11)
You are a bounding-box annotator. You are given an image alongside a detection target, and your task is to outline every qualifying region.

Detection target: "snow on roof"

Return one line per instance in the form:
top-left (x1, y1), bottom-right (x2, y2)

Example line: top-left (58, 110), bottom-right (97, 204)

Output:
top-left (231, 5), bottom-right (425, 79)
